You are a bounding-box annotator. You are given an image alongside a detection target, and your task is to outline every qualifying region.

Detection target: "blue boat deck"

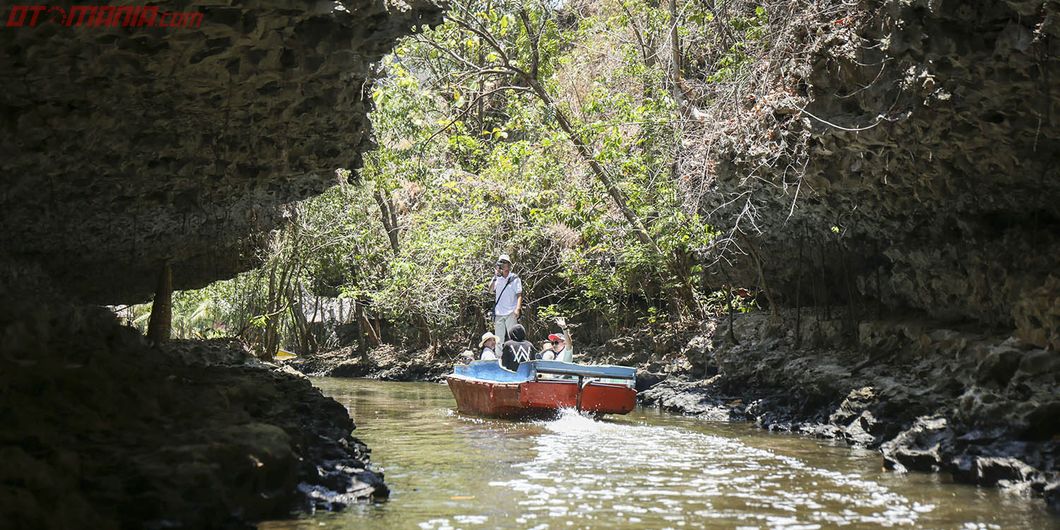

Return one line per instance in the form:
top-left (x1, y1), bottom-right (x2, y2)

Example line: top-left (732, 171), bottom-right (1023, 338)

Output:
top-left (452, 360), bottom-right (636, 383)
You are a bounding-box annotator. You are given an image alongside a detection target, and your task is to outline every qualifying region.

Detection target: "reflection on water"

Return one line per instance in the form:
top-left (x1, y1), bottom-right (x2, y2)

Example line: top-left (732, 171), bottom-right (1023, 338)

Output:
top-left (493, 411), bottom-right (931, 528)
top-left (260, 379), bottom-right (1054, 529)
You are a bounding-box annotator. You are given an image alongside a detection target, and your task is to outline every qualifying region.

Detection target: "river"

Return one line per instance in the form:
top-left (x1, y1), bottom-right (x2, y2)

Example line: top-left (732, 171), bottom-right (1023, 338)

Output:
top-left (261, 379), bottom-right (1055, 529)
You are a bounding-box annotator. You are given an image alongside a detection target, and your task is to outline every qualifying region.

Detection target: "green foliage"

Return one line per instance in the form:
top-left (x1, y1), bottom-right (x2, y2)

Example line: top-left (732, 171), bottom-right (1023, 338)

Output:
top-left (151, 0), bottom-right (740, 352)
top-left (703, 5), bottom-right (769, 83)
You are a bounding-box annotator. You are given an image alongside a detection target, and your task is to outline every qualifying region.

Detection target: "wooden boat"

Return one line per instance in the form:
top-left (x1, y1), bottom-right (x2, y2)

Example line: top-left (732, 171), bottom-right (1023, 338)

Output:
top-left (445, 360), bottom-right (637, 418)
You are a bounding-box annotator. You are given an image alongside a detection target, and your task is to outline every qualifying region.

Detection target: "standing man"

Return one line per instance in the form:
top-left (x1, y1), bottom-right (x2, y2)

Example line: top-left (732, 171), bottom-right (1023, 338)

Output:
top-left (489, 254), bottom-right (522, 343)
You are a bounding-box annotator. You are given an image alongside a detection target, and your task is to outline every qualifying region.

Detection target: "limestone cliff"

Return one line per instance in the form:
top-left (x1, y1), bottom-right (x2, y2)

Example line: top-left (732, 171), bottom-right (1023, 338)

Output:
top-left (1, 0), bottom-right (443, 304)
top-left (665, 0), bottom-right (1060, 508)
top-left (0, 2), bottom-right (444, 526)
top-left (695, 0), bottom-right (1059, 349)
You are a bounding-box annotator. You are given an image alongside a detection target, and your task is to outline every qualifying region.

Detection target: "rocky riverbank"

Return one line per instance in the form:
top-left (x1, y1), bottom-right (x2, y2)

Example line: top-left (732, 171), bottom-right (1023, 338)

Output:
top-left (285, 344), bottom-right (454, 382)
top-left (641, 309), bottom-right (1059, 512)
top-left (0, 304), bottom-right (385, 529)
top-left (283, 309), bottom-right (1058, 513)
top-left (277, 307), bottom-right (1055, 513)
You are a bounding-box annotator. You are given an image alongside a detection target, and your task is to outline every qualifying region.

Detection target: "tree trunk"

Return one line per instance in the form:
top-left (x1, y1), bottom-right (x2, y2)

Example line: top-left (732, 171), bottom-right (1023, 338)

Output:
top-left (287, 281), bottom-right (316, 354)
top-left (146, 261), bottom-right (172, 344)
top-left (374, 188), bottom-right (401, 254)
top-left (669, 0), bottom-right (683, 110)
top-left (742, 235), bottom-right (779, 317)
top-left (355, 299), bottom-right (382, 353)
top-left (522, 76), bottom-right (663, 255)
top-left (263, 256), bottom-right (295, 361)
top-left (262, 260), bottom-right (279, 361)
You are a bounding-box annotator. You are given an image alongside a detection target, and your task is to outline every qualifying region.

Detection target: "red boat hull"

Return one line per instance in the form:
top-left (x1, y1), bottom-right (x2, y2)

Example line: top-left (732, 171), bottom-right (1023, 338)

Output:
top-left (446, 376), bottom-right (636, 418)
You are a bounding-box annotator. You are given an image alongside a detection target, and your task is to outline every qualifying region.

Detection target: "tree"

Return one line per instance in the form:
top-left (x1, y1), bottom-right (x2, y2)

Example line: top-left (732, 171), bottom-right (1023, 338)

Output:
top-left (131, 0), bottom-right (730, 354)
top-left (416, 0), bottom-right (663, 253)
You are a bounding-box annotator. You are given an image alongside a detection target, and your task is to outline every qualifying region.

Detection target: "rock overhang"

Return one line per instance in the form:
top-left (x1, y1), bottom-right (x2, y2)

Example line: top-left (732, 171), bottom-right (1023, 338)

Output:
top-left (696, 0), bottom-right (1060, 340)
top-left (0, 0), bottom-right (444, 304)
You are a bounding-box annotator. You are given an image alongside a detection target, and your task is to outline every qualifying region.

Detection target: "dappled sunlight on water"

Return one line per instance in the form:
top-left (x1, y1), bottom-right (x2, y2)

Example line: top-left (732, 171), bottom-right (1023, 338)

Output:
top-left (487, 409), bottom-right (929, 528)
top-left (259, 379), bottom-right (1053, 530)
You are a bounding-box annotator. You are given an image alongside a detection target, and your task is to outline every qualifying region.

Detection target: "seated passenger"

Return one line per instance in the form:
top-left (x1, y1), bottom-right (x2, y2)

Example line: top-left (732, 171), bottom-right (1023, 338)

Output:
top-left (548, 332), bottom-right (573, 363)
top-left (500, 324), bottom-right (533, 371)
top-left (539, 341), bottom-right (555, 361)
top-left (479, 332), bottom-right (498, 361)
top-left (458, 349), bottom-right (475, 364)
top-left (548, 316), bottom-right (574, 363)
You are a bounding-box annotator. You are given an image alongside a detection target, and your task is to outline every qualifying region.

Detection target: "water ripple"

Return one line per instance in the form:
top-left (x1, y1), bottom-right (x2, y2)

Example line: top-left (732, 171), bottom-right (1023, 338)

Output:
top-left (270, 379), bottom-right (1054, 530)
top-left (480, 410), bottom-right (927, 528)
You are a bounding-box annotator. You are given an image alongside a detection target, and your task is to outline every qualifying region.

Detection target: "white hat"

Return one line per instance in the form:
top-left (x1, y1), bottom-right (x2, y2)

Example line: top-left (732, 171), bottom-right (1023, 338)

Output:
top-left (496, 253), bottom-right (512, 264)
top-left (479, 332), bottom-right (498, 347)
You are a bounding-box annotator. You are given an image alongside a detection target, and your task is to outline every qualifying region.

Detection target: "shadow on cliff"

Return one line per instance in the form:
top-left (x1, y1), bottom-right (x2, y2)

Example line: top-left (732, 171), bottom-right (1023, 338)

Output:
top-left (0, 304), bottom-right (386, 529)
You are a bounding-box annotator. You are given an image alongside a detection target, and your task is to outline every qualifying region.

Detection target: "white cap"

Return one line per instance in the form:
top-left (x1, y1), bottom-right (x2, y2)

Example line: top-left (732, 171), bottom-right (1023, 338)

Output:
top-left (497, 253), bottom-right (512, 264)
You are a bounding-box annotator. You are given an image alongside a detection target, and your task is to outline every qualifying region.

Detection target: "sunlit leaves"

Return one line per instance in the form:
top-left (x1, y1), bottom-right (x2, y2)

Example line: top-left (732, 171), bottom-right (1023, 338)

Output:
top-left (159, 0), bottom-right (724, 348)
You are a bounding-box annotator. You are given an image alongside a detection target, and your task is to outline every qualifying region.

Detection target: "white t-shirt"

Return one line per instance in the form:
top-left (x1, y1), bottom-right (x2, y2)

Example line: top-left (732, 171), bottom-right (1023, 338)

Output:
top-left (554, 346), bottom-right (573, 363)
top-left (492, 273), bottom-right (523, 316)
top-left (480, 347), bottom-right (497, 361)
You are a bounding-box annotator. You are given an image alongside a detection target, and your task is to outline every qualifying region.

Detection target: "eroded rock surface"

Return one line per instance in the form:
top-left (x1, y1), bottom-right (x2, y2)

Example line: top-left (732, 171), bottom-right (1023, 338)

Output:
top-left (645, 309), bottom-right (1059, 508)
top-left (0, 0), bottom-right (443, 304)
top-left (0, 304), bottom-right (385, 528)
top-left (1, 4), bottom-right (446, 525)
top-left (698, 0), bottom-right (1060, 345)
top-left (657, 0), bottom-right (1060, 510)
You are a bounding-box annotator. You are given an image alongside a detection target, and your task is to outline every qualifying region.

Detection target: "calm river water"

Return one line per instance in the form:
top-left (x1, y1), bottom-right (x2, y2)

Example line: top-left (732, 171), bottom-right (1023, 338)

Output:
top-left (261, 379), bottom-right (1055, 529)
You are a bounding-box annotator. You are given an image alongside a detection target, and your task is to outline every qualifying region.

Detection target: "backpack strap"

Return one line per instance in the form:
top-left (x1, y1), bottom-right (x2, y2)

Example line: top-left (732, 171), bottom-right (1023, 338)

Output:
top-left (493, 273), bottom-right (518, 314)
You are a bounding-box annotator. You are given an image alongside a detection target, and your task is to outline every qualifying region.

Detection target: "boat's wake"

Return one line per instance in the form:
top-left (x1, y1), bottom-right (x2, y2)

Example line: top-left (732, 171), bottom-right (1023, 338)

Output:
top-left (486, 410), bottom-right (935, 528)
top-left (534, 407), bottom-right (608, 433)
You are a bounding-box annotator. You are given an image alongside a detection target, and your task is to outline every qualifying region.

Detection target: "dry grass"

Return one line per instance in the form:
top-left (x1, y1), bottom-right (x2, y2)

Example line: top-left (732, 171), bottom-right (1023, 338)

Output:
top-left (674, 0), bottom-right (860, 261)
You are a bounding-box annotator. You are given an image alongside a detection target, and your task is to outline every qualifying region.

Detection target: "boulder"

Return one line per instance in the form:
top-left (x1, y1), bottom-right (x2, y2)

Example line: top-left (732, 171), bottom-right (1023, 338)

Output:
top-left (975, 346), bottom-right (1024, 387)
top-left (881, 416), bottom-right (954, 472)
top-left (952, 456), bottom-right (1040, 487)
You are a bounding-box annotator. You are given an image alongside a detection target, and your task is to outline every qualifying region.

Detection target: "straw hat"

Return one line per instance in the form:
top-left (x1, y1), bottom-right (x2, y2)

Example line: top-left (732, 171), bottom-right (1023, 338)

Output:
top-left (479, 332), bottom-right (498, 347)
